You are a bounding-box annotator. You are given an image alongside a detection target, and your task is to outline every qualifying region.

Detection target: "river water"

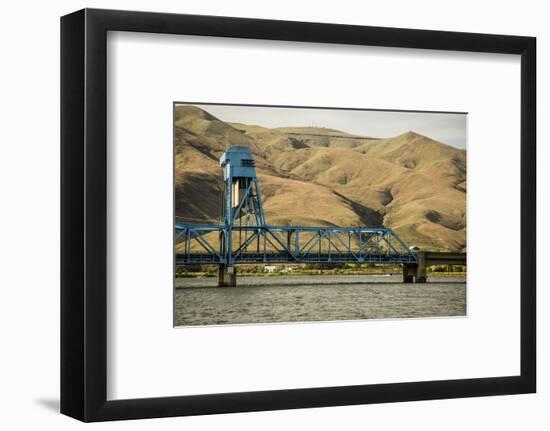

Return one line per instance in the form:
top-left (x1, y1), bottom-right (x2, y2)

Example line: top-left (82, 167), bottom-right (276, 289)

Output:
top-left (174, 274), bottom-right (466, 326)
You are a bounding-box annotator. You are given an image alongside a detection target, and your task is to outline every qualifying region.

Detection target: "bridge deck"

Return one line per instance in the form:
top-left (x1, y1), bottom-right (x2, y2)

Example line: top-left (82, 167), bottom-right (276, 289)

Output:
top-left (424, 252), bottom-right (466, 265)
top-left (175, 252), bottom-right (417, 265)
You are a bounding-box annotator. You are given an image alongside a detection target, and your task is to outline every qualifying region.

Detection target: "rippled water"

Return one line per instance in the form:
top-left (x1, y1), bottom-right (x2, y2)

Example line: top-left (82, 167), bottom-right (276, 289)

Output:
top-left (174, 275), bottom-right (466, 326)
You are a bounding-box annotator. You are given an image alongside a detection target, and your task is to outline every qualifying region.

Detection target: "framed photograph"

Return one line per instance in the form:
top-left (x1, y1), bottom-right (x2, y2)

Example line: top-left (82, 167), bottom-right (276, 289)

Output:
top-left (61, 8), bottom-right (536, 422)
top-left (173, 102), bottom-right (468, 326)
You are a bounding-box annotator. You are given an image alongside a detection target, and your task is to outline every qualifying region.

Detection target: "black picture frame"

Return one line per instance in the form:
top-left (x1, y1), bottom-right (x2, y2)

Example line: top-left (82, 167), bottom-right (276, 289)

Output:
top-left (61, 8), bottom-right (536, 422)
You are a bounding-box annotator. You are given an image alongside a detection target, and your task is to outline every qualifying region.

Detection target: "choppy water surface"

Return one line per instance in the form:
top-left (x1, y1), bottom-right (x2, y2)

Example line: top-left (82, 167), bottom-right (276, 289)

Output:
top-left (174, 275), bottom-right (466, 326)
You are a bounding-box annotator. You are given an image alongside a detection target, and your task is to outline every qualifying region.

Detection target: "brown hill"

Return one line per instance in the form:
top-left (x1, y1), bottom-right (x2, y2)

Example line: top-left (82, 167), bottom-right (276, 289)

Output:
top-left (175, 105), bottom-right (466, 252)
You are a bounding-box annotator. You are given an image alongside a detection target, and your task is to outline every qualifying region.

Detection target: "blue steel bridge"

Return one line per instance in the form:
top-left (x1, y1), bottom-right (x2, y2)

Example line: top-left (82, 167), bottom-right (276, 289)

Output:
top-left (175, 146), bottom-right (422, 286)
top-left (174, 224), bottom-right (416, 266)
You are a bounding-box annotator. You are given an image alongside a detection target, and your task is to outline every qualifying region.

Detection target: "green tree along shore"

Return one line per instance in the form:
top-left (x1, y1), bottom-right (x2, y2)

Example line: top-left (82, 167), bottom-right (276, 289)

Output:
top-left (175, 263), bottom-right (466, 278)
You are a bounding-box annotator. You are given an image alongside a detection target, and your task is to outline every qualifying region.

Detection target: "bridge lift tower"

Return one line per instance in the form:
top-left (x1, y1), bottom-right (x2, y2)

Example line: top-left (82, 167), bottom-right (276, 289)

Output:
top-left (218, 146), bottom-right (266, 285)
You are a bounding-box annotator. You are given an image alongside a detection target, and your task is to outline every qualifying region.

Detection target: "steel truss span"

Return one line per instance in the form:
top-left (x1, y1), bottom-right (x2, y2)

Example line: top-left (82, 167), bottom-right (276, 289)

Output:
top-left (175, 224), bottom-right (416, 264)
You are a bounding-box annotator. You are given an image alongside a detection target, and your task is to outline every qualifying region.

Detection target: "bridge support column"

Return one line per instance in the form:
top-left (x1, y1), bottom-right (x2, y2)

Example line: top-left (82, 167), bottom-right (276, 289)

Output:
top-left (416, 252), bottom-right (427, 283)
top-left (402, 264), bottom-right (416, 283)
top-left (217, 265), bottom-right (236, 287)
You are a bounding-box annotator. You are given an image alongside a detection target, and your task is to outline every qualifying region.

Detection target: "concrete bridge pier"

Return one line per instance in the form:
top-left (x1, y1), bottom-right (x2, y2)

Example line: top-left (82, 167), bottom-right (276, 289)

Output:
top-left (217, 264), bottom-right (237, 287)
top-left (402, 252), bottom-right (427, 283)
top-left (415, 252), bottom-right (427, 283)
top-left (401, 251), bottom-right (468, 283)
top-left (402, 264), bottom-right (416, 283)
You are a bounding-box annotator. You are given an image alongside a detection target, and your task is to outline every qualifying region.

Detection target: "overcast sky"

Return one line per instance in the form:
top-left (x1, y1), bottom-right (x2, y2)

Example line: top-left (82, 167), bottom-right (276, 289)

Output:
top-left (187, 103), bottom-right (467, 149)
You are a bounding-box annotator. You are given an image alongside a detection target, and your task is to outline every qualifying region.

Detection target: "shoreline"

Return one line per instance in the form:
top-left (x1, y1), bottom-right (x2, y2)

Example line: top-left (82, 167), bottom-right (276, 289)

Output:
top-left (175, 273), bottom-right (466, 289)
top-left (175, 271), bottom-right (467, 279)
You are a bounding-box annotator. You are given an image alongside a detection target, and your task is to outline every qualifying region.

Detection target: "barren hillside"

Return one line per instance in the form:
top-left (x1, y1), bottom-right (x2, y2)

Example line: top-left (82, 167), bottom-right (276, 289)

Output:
top-left (175, 105), bottom-right (466, 252)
